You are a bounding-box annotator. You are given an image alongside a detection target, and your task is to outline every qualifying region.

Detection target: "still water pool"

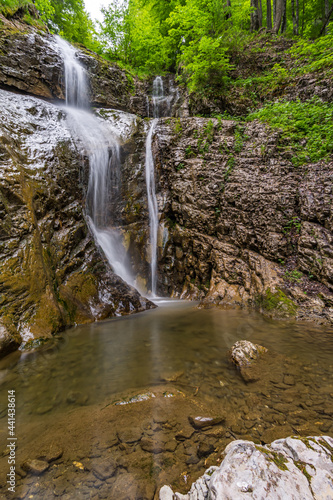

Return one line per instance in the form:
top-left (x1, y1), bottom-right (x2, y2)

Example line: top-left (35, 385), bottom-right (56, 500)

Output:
top-left (0, 300), bottom-right (332, 498)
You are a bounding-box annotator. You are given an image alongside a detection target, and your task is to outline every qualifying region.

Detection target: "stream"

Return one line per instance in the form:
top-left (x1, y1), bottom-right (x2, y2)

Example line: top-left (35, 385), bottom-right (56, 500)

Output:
top-left (0, 301), bottom-right (332, 498)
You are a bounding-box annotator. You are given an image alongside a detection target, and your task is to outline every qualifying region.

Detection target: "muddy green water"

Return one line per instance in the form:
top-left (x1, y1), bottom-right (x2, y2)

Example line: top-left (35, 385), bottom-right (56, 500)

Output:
top-left (0, 300), bottom-right (332, 498)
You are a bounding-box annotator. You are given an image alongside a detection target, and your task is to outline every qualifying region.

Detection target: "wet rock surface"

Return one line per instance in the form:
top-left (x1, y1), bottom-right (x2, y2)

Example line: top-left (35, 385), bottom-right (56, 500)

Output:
top-left (229, 340), bottom-right (268, 382)
top-left (162, 436), bottom-right (333, 500)
top-left (0, 14), bottom-right (148, 114)
top-left (0, 89), bottom-right (153, 356)
top-left (229, 340), bottom-right (268, 367)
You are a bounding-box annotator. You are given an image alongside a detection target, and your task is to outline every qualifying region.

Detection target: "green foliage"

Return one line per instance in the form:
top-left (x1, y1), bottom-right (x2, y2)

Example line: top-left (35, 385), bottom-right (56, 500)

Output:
top-left (50, 0), bottom-right (95, 45)
top-left (234, 124), bottom-right (247, 153)
top-left (179, 35), bottom-right (232, 92)
top-left (283, 216), bottom-right (302, 234)
top-left (0, 0), bottom-right (30, 15)
top-left (3, 0), bottom-right (333, 101)
top-left (185, 145), bottom-right (194, 158)
top-left (173, 118), bottom-right (183, 136)
top-left (247, 98), bottom-right (333, 165)
top-left (98, 1), bottom-right (129, 60)
top-left (284, 269), bottom-right (303, 283)
top-left (290, 34), bottom-right (333, 74)
top-left (35, 0), bottom-right (54, 22)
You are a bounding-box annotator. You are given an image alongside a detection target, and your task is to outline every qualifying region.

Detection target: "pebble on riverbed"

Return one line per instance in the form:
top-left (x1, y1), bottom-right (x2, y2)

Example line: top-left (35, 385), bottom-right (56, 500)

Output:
top-left (22, 459), bottom-right (49, 475)
top-left (188, 416), bottom-right (225, 429)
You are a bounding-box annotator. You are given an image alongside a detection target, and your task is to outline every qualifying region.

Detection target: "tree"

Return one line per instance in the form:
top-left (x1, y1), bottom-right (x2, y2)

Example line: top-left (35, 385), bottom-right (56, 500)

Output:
top-left (251, 0), bottom-right (261, 30)
top-left (274, 0), bottom-right (284, 32)
top-left (320, 0), bottom-right (333, 34)
top-left (48, 0), bottom-right (95, 44)
top-left (98, 1), bottom-right (130, 60)
top-left (267, 0), bottom-right (273, 28)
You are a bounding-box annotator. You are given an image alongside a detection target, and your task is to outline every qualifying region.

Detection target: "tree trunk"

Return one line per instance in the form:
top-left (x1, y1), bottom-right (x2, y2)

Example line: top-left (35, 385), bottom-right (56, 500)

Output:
top-left (225, 0), bottom-right (232, 20)
top-left (281, 0), bottom-right (287, 32)
top-left (267, 0), bottom-right (272, 28)
top-left (323, 0), bottom-right (331, 33)
top-left (274, 0), bottom-right (284, 32)
top-left (301, 0), bottom-right (305, 34)
top-left (320, 2), bottom-right (333, 34)
top-left (291, 0), bottom-right (296, 33)
top-left (295, 0), bottom-right (299, 34)
top-left (258, 0), bottom-right (263, 26)
top-left (273, 0), bottom-right (277, 24)
top-left (251, 0), bottom-right (260, 30)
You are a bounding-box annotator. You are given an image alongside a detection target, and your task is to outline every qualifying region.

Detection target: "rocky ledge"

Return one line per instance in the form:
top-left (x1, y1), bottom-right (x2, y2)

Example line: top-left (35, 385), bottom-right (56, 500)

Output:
top-left (160, 435), bottom-right (333, 499)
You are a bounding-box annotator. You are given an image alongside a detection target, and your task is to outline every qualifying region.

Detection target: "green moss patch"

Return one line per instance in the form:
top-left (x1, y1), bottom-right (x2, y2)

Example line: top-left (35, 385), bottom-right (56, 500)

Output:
top-left (258, 288), bottom-right (298, 317)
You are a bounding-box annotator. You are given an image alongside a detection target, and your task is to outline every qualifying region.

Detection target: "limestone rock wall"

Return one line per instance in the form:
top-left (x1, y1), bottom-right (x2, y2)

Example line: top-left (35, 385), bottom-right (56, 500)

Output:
top-left (145, 117), bottom-right (333, 324)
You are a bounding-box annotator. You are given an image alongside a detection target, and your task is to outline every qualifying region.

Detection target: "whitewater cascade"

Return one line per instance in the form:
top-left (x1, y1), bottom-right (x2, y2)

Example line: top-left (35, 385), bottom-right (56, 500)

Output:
top-left (145, 118), bottom-right (159, 297)
top-left (55, 36), bottom-right (136, 288)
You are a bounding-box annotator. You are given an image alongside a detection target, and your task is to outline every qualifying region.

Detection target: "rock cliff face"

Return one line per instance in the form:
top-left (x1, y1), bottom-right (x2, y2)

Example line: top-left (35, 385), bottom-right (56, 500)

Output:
top-left (0, 13), bottom-right (148, 114)
top-left (122, 116), bottom-right (333, 324)
top-left (153, 117), bottom-right (333, 323)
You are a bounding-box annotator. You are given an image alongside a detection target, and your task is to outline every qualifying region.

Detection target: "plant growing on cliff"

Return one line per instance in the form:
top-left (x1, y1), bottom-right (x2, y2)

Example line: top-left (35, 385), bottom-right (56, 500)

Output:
top-left (284, 269), bottom-right (303, 283)
top-left (234, 124), bottom-right (247, 153)
top-left (283, 216), bottom-right (302, 234)
top-left (247, 98), bottom-right (333, 166)
top-left (185, 145), bottom-right (195, 158)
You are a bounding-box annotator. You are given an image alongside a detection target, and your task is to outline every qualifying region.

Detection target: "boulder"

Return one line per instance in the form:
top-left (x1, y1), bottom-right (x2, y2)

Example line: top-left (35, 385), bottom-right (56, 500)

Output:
top-left (229, 340), bottom-right (268, 367)
top-left (160, 436), bottom-right (333, 499)
top-left (229, 340), bottom-right (268, 382)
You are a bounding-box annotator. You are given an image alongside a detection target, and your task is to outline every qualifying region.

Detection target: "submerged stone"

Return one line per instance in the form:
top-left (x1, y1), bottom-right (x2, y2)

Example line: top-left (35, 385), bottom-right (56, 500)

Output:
top-left (22, 459), bottom-right (49, 475)
top-left (229, 340), bottom-right (269, 383)
top-left (188, 416), bottom-right (225, 429)
top-left (229, 340), bottom-right (268, 368)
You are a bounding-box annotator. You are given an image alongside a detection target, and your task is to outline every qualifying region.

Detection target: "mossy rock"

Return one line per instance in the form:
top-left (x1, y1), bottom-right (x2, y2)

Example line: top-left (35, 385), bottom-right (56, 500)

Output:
top-left (258, 288), bottom-right (297, 318)
top-left (59, 271), bottom-right (98, 324)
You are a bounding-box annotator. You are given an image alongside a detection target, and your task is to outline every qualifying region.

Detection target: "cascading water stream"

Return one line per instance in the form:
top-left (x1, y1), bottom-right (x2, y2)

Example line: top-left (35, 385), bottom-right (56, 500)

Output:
top-left (152, 76), bottom-right (164, 118)
top-left (144, 76), bottom-right (168, 297)
top-left (55, 36), bottom-right (136, 288)
top-left (145, 118), bottom-right (159, 297)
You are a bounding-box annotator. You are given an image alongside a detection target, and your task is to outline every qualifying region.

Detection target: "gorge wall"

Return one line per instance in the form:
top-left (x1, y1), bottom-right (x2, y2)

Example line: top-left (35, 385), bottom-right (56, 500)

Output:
top-left (0, 14), bottom-right (332, 356)
top-left (121, 117), bottom-right (333, 325)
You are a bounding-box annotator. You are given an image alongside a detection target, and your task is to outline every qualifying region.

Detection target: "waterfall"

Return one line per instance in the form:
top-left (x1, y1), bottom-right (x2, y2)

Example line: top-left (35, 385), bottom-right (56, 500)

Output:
top-left (145, 118), bottom-right (159, 297)
top-left (152, 76), bottom-right (164, 118)
top-left (145, 76), bottom-right (169, 297)
top-left (55, 36), bottom-right (88, 109)
top-left (55, 36), bottom-right (136, 289)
